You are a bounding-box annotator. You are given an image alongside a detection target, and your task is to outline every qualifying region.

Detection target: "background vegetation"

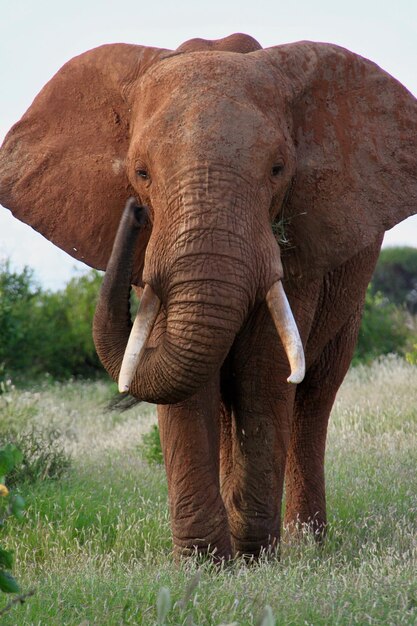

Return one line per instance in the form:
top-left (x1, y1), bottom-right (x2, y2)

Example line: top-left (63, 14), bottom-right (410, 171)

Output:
top-left (371, 247), bottom-right (417, 314)
top-left (1, 246), bottom-right (417, 386)
top-left (0, 247), bottom-right (416, 621)
top-left (0, 263), bottom-right (103, 385)
top-left (0, 357), bottom-right (415, 624)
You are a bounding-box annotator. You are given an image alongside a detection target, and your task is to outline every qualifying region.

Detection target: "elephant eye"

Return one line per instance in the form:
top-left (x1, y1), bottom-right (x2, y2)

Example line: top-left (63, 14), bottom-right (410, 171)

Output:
top-left (271, 163), bottom-right (284, 177)
top-left (136, 168), bottom-right (149, 180)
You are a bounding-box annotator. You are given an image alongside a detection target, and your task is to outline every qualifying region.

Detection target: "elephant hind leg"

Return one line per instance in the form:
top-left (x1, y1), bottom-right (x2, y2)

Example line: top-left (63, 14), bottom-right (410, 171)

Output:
top-left (284, 305), bottom-right (364, 540)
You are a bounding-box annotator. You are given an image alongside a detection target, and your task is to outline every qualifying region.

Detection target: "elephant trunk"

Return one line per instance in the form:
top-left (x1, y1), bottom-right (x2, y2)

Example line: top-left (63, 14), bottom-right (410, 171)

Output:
top-left (94, 198), bottom-right (304, 404)
top-left (119, 280), bottom-right (305, 394)
top-left (93, 198), bottom-right (254, 403)
top-left (93, 199), bottom-right (146, 385)
top-left (130, 277), bottom-right (248, 403)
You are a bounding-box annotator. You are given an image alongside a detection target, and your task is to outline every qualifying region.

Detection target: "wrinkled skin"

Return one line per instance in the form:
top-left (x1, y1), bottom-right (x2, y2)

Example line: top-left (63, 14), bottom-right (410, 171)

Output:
top-left (0, 33), bottom-right (416, 560)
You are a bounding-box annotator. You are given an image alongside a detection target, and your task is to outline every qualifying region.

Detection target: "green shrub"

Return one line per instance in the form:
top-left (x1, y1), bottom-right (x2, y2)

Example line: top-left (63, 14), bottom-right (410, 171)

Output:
top-left (0, 444), bottom-right (25, 595)
top-left (0, 429), bottom-right (71, 487)
top-left (28, 271), bottom-right (104, 379)
top-left (0, 261), bottom-right (104, 383)
top-left (406, 343), bottom-right (417, 365)
top-left (0, 263), bottom-right (39, 378)
top-left (353, 288), bottom-right (410, 365)
top-left (2, 253), bottom-right (417, 379)
top-left (140, 425), bottom-right (163, 465)
top-left (372, 246), bottom-right (417, 313)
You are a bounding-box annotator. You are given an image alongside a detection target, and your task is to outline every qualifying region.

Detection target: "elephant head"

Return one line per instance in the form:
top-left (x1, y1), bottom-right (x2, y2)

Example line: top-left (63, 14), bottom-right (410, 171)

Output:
top-left (1, 34), bottom-right (416, 405)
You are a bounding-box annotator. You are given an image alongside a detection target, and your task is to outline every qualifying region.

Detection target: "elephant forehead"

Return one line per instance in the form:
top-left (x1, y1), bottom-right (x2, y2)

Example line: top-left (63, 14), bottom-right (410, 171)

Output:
top-left (131, 98), bottom-right (287, 176)
top-left (134, 52), bottom-right (284, 115)
top-left (142, 96), bottom-right (277, 143)
top-left (129, 54), bottom-right (291, 168)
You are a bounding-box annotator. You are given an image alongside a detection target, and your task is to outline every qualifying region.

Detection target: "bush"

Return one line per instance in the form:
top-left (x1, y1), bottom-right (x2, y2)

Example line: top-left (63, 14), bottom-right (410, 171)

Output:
top-left (354, 246), bottom-right (417, 365)
top-left (372, 247), bottom-right (417, 313)
top-left (140, 425), bottom-right (163, 465)
top-left (0, 262), bottom-right (104, 383)
top-left (0, 444), bottom-right (25, 595)
top-left (353, 288), bottom-right (410, 365)
top-left (0, 429), bottom-right (71, 487)
top-left (0, 263), bottom-right (39, 377)
top-left (406, 343), bottom-right (417, 365)
top-left (29, 271), bottom-right (104, 379)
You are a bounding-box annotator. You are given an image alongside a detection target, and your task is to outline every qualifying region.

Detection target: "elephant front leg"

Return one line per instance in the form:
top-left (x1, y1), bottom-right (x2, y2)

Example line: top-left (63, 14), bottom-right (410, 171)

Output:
top-left (221, 399), bottom-right (293, 558)
top-left (220, 305), bottom-right (298, 558)
top-left (157, 378), bottom-right (232, 561)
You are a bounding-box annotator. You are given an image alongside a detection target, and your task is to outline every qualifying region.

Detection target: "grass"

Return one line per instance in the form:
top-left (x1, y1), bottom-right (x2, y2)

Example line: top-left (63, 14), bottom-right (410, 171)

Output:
top-left (0, 357), bottom-right (416, 624)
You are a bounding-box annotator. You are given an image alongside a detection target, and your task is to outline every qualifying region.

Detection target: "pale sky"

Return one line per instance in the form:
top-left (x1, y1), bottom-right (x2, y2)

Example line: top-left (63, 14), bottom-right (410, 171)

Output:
top-left (1, 0), bottom-right (416, 289)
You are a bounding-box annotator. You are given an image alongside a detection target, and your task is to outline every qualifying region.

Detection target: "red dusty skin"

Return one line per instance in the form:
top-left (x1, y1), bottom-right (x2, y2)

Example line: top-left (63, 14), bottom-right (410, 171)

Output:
top-left (94, 195), bottom-right (283, 404)
top-left (1, 32), bottom-right (416, 561)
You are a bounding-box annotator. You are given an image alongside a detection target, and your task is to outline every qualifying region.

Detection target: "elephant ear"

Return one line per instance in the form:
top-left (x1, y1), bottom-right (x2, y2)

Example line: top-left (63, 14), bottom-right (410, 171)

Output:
top-left (0, 43), bottom-right (170, 278)
top-left (265, 42), bottom-right (417, 279)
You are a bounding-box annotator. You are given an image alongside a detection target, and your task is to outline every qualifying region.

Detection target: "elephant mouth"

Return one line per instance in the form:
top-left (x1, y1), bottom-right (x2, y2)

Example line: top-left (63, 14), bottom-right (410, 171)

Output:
top-left (118, 280), bottom-right (305, 393)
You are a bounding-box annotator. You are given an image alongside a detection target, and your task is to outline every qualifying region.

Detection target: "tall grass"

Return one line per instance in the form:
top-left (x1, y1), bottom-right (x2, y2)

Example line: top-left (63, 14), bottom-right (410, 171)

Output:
top-left (0, 357), bottom-right (415, 624)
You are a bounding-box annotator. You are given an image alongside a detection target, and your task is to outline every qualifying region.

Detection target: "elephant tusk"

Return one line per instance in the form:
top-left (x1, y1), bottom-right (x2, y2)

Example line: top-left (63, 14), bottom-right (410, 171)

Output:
top-left (118, 284), bottom-right (161, 393)
top-left (266, 281), bottom-right (305, 384)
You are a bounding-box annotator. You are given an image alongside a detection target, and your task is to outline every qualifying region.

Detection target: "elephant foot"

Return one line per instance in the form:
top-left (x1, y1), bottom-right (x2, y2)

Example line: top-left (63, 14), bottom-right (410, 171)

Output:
top-left (283, 513), bottom-right (327, 544)
top-left (229, 522), bottom-right (280, 561)
top-left (172, 535), bottom-right (233, 564)
top-left (231, 536), bottom-right (280, 561)
top-left (223, 491), bottom-right (281, 561)
top-left (169, 492), bottom-right (233, 564)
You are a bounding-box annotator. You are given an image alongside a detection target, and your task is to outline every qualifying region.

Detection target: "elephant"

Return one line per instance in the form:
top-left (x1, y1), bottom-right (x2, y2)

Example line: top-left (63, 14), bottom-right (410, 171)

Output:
top-left (0, 33), bottom-right (416, 561)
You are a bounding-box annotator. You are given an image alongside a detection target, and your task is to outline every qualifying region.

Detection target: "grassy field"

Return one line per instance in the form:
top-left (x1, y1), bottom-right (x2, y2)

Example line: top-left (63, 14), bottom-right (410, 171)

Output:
top-left (0, 356), bottom-right (416, 625)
